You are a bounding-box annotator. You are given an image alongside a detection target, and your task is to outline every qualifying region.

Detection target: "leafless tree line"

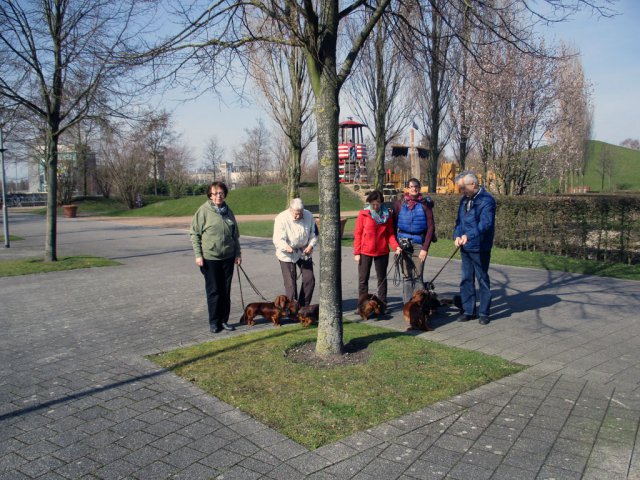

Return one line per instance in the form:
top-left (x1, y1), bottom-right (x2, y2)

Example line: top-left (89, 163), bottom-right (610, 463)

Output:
top-left (340, 1), bottom-right (598, 195)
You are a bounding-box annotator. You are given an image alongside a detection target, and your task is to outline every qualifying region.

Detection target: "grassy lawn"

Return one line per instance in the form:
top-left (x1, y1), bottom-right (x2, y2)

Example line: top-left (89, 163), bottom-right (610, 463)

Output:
top-left (0, 256), bottom-right (120, 277)
top-left (148, 322), bottom-right (524, 449)
top-left (583, 140), bottom-right (640, 192)
top-left (0, 235), bottom-right (24, 242)
top-left (423, 239), bottom-right (640, 281)
top-left (54, 183), bottom-right (365, 218)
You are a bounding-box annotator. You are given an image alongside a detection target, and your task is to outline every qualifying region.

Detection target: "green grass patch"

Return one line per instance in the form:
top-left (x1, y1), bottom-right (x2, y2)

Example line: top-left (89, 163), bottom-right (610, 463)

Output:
top-left (342, 237), bottom-right (640, 280)
top-left (31, 197), bottom-right (139, 216)
top-left (584, 141), bottom-right (640, 192)
top-left (237, 220), bottom-right (274, 238)
top-left (427, 239), bottom-right (640, 281)
top-left (0, 235), bottom-right (24, 242)
top-left (0, 256), bottom-right (120, 277)
top-left (148, 322), bottom-right (524, 449)
top-left (39, 183), bottom-right (364, 218)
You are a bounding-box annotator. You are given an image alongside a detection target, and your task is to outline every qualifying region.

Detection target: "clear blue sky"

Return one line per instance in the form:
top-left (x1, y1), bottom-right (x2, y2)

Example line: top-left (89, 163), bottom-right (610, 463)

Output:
top-left (540, 0), bottom-right (639, 145)
top-left (165, 0), bottom-right (639, 167)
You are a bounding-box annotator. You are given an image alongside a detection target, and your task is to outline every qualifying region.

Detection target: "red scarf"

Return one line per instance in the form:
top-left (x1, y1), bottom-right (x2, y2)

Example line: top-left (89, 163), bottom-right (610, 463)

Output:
top-left (404, 192), bottom-right (424, 210)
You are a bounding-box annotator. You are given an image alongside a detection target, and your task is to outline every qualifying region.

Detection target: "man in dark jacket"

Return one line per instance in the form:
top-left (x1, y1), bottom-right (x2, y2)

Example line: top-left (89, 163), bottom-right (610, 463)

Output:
top-left (393, 178), bottom-right (435, 303)
top-left (454, 171), bottom-right (496, 325)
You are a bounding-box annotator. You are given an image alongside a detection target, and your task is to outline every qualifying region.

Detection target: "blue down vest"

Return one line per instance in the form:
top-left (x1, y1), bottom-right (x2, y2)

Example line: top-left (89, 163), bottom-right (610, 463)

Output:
top-left (397, 202), bottom-right (428, 245)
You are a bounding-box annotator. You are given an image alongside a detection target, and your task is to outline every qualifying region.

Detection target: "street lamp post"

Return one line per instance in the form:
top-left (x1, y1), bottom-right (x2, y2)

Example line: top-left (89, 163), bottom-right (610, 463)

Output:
top-left (1, 127), bottom-right (10, 248)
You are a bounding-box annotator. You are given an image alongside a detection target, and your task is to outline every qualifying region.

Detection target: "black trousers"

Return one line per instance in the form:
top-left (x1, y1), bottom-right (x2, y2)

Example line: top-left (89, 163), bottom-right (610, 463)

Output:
top-left (358, 254), bottom-right (390, 303)
top-left (201, 257), bottom-right (235, 329)
top-left (279, 258), bottom-right (315, 307)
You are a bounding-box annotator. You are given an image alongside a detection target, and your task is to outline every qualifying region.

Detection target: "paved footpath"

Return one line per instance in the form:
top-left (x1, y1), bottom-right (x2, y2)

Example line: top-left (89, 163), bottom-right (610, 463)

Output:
top-left (1, 213), bottom-right (640, 479)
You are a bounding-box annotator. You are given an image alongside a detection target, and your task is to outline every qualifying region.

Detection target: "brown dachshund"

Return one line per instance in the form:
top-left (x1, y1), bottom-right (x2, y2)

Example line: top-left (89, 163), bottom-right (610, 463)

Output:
top-left (356, 293), bottom-right (384, 321)
top-left (402, 290), bottom-right (432, 331)
top-left (297, 304), bottom-right (319, 327)
top-left (273, 295), bottom-right (300, 320)
top-left (240, 302), bottom-right (286, 327)
top-left (365, 293), bottom-right (387, 314)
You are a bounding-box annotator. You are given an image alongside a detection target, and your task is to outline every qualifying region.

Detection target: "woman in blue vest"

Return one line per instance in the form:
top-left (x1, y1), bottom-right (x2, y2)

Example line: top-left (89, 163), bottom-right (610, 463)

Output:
top-left (392, 178), bottom-right (436, 303)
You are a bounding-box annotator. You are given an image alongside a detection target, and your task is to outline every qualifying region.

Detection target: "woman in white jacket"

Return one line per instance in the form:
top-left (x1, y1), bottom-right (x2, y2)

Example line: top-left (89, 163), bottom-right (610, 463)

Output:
top-left (273, 198), bottom-right (318, 306)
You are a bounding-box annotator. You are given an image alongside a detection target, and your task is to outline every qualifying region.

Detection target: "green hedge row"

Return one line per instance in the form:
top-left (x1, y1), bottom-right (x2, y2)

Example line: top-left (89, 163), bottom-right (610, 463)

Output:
top-left (430, 194), bottom-right (640, 265)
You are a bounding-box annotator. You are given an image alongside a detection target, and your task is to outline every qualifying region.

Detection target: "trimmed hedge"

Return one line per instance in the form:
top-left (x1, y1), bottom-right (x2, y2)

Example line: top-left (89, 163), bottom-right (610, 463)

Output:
top-left (430, 194), bottom-right (640, 265)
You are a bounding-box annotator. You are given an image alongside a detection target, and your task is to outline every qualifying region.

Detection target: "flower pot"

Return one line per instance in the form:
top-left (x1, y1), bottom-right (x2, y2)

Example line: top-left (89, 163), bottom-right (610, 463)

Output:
top-left (63, 204), bottom-right (78, 218)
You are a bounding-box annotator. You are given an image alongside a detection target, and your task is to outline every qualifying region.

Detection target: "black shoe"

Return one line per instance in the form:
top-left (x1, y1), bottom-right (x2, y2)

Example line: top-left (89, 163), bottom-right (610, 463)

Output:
top-left (478, 316), bottom-right (489, 325)
top-left (211, 325), bottom-right (223, 334)
top-left (221, 323), bottom-right (235, 331)
top-left (457, 313), bottom-right (473, 322)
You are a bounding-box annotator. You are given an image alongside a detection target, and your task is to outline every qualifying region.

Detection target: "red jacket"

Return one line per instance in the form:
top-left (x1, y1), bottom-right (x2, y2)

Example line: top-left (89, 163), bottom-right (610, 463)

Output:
top-left (354, 209), bottom-right (400, 257)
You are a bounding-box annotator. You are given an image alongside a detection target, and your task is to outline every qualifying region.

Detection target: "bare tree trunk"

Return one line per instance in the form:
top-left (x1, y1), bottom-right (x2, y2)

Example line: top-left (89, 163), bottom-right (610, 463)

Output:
top-left (372, 22), bottom-right (387, 191)
top-left (45, 4), bottom-right (64, 263)
top-left (311, 16), bottom-right (344, 356)
top-left (45, 129), bottom-right (59, 262)
top-left (458, 3), bottom-right (471, 169)
top-left (287, 54), bottom-right (304, 202)
top-left (153, 155), bottom-right (158, 195)
top-left (373, 132), bottom-right (386, 191)
top-left (287, 145), bottom-right (301, 201)
top-left (315, 92), bottom-right (344, 355)
top-left (426, 8), bottom-right (444, 193)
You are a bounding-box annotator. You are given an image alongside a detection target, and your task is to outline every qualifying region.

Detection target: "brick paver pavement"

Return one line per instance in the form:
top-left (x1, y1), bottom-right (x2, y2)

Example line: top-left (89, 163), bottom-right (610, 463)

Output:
top-left (1, 212), bottom-right (639, 479)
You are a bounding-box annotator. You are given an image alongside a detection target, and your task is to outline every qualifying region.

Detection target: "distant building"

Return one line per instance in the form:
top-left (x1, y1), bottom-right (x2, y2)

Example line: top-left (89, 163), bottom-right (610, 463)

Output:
top-left (28, 145), bottom-right (98, 196)
top-left (192, 162), bottom-right (281, 190)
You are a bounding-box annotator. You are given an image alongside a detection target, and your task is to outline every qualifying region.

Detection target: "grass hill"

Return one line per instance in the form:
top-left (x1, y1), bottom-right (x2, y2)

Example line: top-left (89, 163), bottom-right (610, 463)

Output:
top-left (583, 140), bottom-right (640, 192)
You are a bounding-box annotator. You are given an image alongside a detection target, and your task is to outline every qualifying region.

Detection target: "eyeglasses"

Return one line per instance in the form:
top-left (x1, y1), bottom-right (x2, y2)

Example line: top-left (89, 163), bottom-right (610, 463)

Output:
top-left (210, 192), bottom-right (225, 196)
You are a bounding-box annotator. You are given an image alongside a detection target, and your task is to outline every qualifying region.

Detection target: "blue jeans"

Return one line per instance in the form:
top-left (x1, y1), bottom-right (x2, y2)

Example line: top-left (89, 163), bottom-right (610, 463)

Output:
top-left (459, 249), bottom-right (491, 317)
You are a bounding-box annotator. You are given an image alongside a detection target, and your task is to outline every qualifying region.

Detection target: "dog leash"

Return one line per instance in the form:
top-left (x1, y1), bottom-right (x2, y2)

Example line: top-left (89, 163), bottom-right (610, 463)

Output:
top-left (427, 246), bottom-right (460, 287)
top-left (236, 264), bottom-right (246, 311)
top-left (237, 264), bottom-right (269, 302)
top-left (295, 249), bottom-right (313, 281)
top-left (392, 250), bottom-right (412, 287)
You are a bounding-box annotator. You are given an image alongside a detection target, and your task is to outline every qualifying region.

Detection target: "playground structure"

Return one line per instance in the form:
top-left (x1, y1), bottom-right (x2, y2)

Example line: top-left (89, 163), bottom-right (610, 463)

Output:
top-left (436, 162), bottom-right (459, 194)
top-left (338, 120), bottom-right (495, 197)
top-left (338, 119), bottom-right (368, 184)
top-left (386, 158), bottom-right (496, 195)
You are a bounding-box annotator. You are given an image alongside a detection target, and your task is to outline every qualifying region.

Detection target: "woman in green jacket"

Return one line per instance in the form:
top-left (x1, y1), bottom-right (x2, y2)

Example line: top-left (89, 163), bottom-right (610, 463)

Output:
top-left (190, 181), bottom-right (242, 333)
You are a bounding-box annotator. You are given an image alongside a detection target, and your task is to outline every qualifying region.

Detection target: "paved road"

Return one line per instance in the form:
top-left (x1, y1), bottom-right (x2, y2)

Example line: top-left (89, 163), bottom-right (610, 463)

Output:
top-left (1, 213), bottom-right (640, 479)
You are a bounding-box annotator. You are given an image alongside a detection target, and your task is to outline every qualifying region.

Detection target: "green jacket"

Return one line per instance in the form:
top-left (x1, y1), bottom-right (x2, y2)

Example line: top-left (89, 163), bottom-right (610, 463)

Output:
top-left (190, 201), bottom-right (241, 260)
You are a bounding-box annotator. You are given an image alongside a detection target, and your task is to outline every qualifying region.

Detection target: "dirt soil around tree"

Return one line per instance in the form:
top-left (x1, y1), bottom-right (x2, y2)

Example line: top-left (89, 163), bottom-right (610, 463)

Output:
top-left (285, 340), bottom-right (372, 368)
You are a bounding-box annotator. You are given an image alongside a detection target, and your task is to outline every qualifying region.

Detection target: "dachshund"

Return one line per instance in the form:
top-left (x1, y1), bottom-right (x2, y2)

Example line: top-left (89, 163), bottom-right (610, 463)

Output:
top-left (365, 293), bottom-right (387, 314)
top-left (274, 295), bottom-right (300, 320)
top-left (240, 302), bottom-right (286, 327)
top-left (297, 304), bottom-right (319, 327)
top-left (402, 290), bottom-right (432, 332)
top-left (356, 293), bottom-right (385, 321)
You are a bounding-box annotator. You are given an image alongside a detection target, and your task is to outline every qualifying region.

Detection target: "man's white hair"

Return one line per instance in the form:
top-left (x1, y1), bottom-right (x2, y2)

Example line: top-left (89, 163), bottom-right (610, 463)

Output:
top-left (462, 172), bottom-right (479, 185)
top-left (455, 170), bottom-right (472, 183)
top-left (290, 198), bottom-right (304, 211)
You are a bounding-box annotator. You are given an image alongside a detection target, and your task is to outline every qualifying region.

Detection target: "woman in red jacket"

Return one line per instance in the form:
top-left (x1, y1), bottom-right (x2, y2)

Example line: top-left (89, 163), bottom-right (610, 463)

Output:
top-left (354, 190), bottom-right (402, 307)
